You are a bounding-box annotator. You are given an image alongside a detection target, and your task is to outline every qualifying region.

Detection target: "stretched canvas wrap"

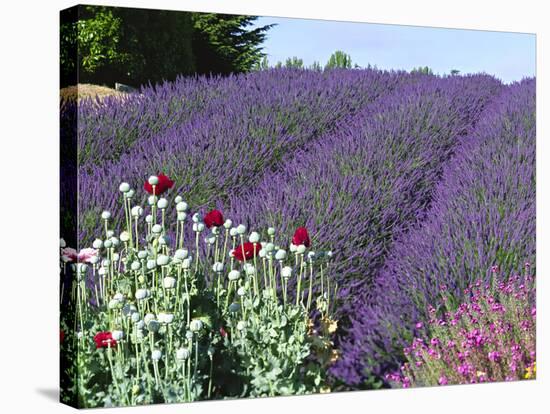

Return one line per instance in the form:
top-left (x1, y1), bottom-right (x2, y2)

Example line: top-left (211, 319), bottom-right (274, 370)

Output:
top-left (59, 4), bottom-right (536, 408)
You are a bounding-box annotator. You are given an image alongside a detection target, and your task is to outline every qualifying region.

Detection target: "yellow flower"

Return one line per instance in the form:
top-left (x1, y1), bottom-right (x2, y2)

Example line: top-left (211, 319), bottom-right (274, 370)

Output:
top-left (524, 362), bottom-right (536, 379)
top-left (320, 386), bottom-right (331, 394)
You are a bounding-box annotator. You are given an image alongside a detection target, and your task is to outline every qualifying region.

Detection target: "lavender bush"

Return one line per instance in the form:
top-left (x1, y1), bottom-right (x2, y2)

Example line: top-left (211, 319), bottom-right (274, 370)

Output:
top-left (334, 79), bottom-right (535, 385)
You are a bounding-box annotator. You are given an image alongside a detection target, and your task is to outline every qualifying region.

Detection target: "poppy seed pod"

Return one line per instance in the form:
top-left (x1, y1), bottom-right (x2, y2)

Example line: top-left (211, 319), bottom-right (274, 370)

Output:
top-left (182, 257), bottom-right (192, 269)
top-left (176, 348), bottom-right (190, 360)
top-left (120, 231), bottom-right (130, 242)
top-left (223, 219), bottom-right (233, 229)
top-left (193, 222), bottom-right (205, 233)
top-left (111, 330), bottom-right (124, 341)
top-left (237, 224), bottom-right (247, 235)
top-left (211, 226), bottom-right (220, 235)
top-left (151, 349), bottom-right (162, 360)
top-left (177, 212), bottom-right (187, 222)
top-left (152, 224), bottom-right (163, 234)
top-left (156, 255), bottom-right (170, 266)
top-left (236, 321), bottom-right (247, 331)
top-left (157, 198), bottom-right (168, 209)
top-left (126, 189), bottom-right (135, 199)
top-left (185, 331), bottom-right (193, 341)
top-left (130, 261), bottom-right (141, 271)
top-left (89, 256), bottom-right (99, 265)
top-left (145, 214), bottom-right (153, 223)
top-left (108, 299), bottom-right (120, 309)
top-left (111, 237), bottom-right (120, 247)
top-left (113, 292), bottom-right (124, 302)
top-left (163, 276), bottom-right (176, 289)
top-left (136, 320), bottom-right (145, 330)
top-left (101, 211), bottom-right (111, 220)
top-left (275, 249), bottom-right (287, 261)
top-left (119, 182), bottom-right (130, 193)
top-left (249, 232), bottom-right (260, 243)
top-left (244, 264), bottom-right (256, 276)
top-left (297, 244), bottom-right (307, 254)
top-left (60, 238), bottom-right (66, 248)
top-left (237, 286), bottom-right (247, 296)
top-left (289, 243), bottom-right (298, 253)
top-left (174, 249), bottom-right (189, 260)
top-left (307, 251), bottom-right (316, 261)
top-left (147, 320), bottom-right (160, 332)
top-left (192, 213), bottom-right (201, 223)
top-left (189, 319), bottom-right (203, 332)
top-left (122, 303), bottom-right (136, 316)
top-left (174, 195), bottom-right (183, 204)
top-left (147, 195), bottom-right (157, 206)
top-left (131, 206), bottom-right (143, 217)
top-left (131, 312), bottom-right (141, 323)
top-left (103, 239), bottom-right (113, 249)
top-left (135, 289), bottom-right (150, 300)
top-left (259, 249), bottom-right (266, 258)
top-left (98, 267), bottom-right (107, 276)
top-left (176, 201), bottom-right (188, 212)
top-left (77, 263), bottom-right (88, 273)
top-left (146, 259), bottom-right (156, 270)
top-left (158, 235), bottom-right (169, 246)
top-left (267, 227), bottom-right (275, 236)
top-left (163, 313), bottom-right (174, 324)
top-left (228, 303), bottom-right (241, 313)
top-left (229, 228), bottom-right (238, 237)
top-left (137, 250), bottom-right (148, 260)
top-left (92, 239), bottom-right (103, 249)
top-left (112, 253), bottom-right (120, 261)
top-left (212, 262), bottom-right (224, 273)
top-left (228, 270), bottom-right (241, 281)
top-left (144, 313), bottom-right (155, 324)
top-left (281, 266), bottom-right (293, 278)
top-left (265, 243), bottom-right (275, 252)
top-left (148, 176), bottom-right (159, 186)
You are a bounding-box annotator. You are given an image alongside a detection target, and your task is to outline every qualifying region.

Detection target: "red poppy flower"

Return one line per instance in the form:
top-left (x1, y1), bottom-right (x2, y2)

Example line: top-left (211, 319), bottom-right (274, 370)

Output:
top-left (292, 227), bottom-right (311, 247)
top-left (204, 209), bottom-right (224, 228)
top-left (232, 242), bottom-right (262, 262)
top-left (94, 331), bottom-right (117, 349)
top-left (143, 173), bottom-right (174, 195)
top-left (219, 326), bottom-right (228, 338)
top-left (60, 330), bottom-right (65, 344)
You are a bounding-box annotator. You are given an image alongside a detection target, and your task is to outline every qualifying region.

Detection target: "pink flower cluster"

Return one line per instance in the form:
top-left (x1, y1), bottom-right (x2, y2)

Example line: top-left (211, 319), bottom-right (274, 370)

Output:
top-left (387, 269), bottom-right (536, 388)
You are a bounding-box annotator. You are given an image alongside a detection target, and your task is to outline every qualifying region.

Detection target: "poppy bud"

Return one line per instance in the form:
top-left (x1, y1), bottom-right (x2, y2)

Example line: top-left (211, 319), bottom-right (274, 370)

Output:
top-left (297, 244), bottom-right (306, 254)
top-left (119, 183), bottom-right (130, 193)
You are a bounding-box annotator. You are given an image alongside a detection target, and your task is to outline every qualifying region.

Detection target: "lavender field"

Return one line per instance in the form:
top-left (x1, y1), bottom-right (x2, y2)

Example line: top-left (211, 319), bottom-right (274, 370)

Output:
top-left (60, 68), bottom-right (536, 405)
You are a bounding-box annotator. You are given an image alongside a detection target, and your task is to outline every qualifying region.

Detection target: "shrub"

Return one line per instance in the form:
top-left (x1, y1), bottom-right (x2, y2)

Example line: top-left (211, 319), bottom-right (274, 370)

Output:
top-left (386, 270), bottom-right (536, 387)
top-left (60, 175), bottom-right (337, 407)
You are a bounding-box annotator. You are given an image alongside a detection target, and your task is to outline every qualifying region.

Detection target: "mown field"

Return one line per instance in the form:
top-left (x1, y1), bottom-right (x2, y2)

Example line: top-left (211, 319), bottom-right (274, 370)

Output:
top-left (60, 68), bottom-right (535, 405)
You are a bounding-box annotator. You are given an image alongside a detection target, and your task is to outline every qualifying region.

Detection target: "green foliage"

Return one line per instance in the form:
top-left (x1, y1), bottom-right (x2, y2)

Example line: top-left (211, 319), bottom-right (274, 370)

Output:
top-left (411, 66), bottom-right (434, 75)
top-left (284, 56), bottom-right (304, 69)
top-left (310, 61), bottom-right (323, 71)
top-left (61, 6), bottom-right (273, 87)
top-left (450, 69), bottom-right (461, 76)
top-left (325, 50), bottom-right (352, 69)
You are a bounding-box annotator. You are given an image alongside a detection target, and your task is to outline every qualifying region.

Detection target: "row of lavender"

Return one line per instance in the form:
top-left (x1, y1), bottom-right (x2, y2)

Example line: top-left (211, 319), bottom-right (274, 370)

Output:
top-left (224, 74), bottom-right (503, 386)
top-left (72, 69), bottom-right (411, 245)
top-left (332, 79), bottom-right (536, 385)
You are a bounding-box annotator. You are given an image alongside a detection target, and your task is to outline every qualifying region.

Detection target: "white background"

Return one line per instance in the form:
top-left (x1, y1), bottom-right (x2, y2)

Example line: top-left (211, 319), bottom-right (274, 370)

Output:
top-left (0, 0), bottom-right (547, 412)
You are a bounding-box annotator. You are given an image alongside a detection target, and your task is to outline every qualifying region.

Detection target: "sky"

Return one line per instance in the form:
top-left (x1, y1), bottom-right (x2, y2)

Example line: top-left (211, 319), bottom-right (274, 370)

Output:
top-left (253, 16), bottom-right (536, 83)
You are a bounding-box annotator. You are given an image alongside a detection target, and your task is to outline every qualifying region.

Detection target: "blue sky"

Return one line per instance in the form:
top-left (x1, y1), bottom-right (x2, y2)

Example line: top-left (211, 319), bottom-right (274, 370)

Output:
top-left (253, 17), bottom-right (535, 83)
